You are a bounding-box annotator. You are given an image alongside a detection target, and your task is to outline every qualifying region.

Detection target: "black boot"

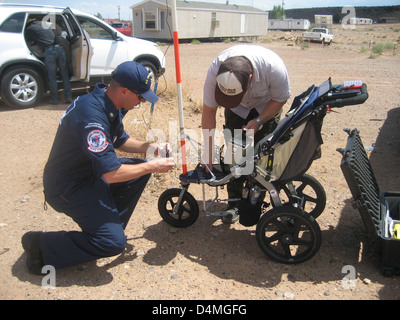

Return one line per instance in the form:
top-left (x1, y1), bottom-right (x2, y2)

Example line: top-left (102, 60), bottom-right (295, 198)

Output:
top-left (21, 232), bottom-right (44, 275)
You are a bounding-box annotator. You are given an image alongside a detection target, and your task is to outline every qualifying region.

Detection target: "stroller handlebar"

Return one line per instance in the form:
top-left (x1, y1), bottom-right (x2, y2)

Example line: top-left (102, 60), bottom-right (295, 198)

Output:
top-left (317, 82), bottom-right (369, 108)
top-left (253, 80), bottom-right (369, 163)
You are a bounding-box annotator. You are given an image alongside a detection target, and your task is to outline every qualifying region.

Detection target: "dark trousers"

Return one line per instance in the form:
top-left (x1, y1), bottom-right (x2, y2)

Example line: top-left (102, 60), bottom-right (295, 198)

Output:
top-left (44, 45), bottom-right (72, 102)
top-left (224, 108), bottom-right (281, 206)
top-left (41, 158), bottom-right (150, 269)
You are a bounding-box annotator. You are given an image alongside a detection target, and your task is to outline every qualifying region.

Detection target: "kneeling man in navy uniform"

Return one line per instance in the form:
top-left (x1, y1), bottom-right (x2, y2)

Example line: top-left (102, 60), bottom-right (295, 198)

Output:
top-left (22, 61), bottom-right (174, 274)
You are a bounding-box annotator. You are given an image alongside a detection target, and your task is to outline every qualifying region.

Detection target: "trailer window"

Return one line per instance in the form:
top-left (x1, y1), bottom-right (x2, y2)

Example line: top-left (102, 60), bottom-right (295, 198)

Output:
top-left (144, 11), bottom-right (156, 30)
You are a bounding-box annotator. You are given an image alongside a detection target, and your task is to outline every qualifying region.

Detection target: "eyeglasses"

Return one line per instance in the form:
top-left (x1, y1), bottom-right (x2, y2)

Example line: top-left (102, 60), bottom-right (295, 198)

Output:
top-left (124, 87), bottom-right (145, 101)
top-left (135, 92), bottom-right (145, 101)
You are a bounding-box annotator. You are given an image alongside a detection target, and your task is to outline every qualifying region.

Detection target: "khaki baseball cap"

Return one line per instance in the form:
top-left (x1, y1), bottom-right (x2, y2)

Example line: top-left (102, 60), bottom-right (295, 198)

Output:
top-left (214, 56), bottom-right (253, 108)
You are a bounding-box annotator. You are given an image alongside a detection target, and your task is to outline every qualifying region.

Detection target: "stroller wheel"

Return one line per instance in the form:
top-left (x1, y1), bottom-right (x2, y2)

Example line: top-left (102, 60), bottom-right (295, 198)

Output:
top-left (158, 188), bottom-right (199, 228)
top-left (256, 206), bottom-right (322, 264)
top-left (275, 174), bottom-right (326, 219)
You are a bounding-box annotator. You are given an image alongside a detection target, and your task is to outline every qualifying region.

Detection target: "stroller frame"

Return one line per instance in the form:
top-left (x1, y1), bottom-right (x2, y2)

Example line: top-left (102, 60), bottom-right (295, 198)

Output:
top-left (158, 78), bottom-right (369, 264)
top-left (179, 135), bottom-right (286, 217)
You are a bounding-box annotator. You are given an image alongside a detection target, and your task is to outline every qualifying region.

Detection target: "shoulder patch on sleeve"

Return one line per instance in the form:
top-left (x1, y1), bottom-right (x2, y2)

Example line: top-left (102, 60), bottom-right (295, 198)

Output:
top-left (87, 130), bottom-right (109, 153)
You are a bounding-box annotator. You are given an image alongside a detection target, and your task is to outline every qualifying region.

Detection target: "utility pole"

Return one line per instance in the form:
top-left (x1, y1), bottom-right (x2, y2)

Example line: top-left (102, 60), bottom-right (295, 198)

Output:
top-left (118, 5), bottom-right (120, 20)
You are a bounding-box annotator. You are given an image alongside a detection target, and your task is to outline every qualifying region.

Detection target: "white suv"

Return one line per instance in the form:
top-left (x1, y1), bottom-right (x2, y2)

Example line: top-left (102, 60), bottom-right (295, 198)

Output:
top-left (0, 3), bottom-right (166, 108)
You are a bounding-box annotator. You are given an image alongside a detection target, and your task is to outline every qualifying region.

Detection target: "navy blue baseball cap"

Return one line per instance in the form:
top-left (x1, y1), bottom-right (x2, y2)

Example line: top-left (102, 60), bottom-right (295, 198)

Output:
top-left (112, 61), bottom-right (159, 103)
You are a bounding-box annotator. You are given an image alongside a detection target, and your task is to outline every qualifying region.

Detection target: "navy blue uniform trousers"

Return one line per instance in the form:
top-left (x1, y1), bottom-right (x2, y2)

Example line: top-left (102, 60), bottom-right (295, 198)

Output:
top-left (41, 158), bottom-right (150, 269)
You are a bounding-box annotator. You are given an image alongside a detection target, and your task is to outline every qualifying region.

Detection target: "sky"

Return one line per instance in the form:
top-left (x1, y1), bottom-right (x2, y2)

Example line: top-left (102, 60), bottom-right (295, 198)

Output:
top-left (2, 0), bottom-right (399, 20)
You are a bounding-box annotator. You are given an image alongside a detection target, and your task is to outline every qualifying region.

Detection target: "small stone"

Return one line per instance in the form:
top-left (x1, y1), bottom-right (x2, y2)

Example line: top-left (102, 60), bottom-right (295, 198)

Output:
top-left (20, 195), bottom-right (30, 203)
top-left (171, 274), bottom-right (179, 279)
top-left (275, 290), bottom-right (283, 297)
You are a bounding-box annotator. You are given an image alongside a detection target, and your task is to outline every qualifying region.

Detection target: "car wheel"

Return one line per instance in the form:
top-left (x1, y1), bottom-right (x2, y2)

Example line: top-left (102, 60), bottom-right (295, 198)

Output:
top-left (1, 66), bottom-right (44, 108)
top-left (138, 60), bottom-right (157, 81)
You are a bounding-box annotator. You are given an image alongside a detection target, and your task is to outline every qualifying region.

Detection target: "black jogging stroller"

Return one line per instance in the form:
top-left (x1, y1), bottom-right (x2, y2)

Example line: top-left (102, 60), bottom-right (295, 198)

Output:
top-left (158, 78), bottom-right (369, 264)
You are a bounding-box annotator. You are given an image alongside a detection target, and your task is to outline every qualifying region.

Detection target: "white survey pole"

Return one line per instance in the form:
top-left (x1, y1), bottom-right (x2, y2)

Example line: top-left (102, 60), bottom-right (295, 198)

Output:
top-left (171, 0), bottom-right (187, 174)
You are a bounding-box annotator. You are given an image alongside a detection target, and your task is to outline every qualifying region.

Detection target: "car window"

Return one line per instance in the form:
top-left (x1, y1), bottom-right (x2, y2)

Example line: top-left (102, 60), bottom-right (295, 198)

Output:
top-left (62, 11), bottom-right (82, 41)
top-left (78, 17), bottom-right (114, 40)
top-left (0, 12), bottom-right (26, 33)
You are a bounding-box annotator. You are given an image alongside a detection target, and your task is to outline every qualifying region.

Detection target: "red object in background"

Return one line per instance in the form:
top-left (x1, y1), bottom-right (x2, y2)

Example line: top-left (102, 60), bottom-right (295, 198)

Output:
top-left (344, 80), bottom-right (363, 90)
top-left (111, 22), bottom-right (132, 36)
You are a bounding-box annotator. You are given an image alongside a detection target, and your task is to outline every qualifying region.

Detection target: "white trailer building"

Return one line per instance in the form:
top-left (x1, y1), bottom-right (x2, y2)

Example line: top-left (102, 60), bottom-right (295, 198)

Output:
top-left (315, 15), bottom-right (333, 28)
top-left (130, 0), bottom-right (268, 41)
top-left (268, 19), bottom-right (310, 31)
top-left (349, 17), bottom-right (373, 25)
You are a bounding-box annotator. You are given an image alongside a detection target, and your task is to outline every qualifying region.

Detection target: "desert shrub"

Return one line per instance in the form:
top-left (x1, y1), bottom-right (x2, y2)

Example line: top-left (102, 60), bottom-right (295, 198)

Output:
top-left (371, 42), bottom-right (395, 55)
top-left (372, 43), bottom-right (384, 54)
top-left (300, 41), bottom-right (309, 50)
top-left (384, 42), bottom-right (395, 50)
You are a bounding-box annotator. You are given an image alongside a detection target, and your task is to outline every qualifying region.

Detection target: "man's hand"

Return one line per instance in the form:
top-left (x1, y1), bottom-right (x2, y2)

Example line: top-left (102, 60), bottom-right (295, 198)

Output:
top-left (243, 119), bottom-right (260, 135)
top-left (147, 157), bottom-right (175, 173)
top-left (147, 142), bottom-right (172, 158)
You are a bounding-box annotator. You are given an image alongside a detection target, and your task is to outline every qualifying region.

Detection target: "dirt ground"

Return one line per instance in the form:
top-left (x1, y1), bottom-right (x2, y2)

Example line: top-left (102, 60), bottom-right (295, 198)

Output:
top-left (1, 23), bottom-right (400, 301)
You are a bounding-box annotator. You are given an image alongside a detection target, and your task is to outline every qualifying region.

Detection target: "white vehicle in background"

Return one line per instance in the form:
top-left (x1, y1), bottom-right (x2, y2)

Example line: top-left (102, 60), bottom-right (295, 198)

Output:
top-left (302, 28), bottom-right (334, 44)
top-left (0, 3), bottom-right (165, 108)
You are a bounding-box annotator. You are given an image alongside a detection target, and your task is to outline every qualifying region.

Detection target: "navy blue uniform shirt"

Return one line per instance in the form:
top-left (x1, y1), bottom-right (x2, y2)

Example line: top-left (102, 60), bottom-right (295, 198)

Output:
top-left (25, 21), bottom-right (56, 48)
top-left (44, 83), bottom-right (130, 183)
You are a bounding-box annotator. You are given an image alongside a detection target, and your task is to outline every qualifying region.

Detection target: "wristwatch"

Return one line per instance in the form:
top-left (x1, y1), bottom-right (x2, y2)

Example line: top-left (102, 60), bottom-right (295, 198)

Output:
top-left (255, 117), bottom-right (263, 130)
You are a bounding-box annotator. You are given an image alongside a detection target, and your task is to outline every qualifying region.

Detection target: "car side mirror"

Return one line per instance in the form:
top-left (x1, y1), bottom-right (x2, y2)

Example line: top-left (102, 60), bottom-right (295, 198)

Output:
top-left (113, 31), bottom-right (122, 41)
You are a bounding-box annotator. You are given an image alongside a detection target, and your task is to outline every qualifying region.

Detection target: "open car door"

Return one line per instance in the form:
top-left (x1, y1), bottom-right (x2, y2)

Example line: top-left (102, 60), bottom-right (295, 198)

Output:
top-left (62, 8), bottom-right (93, 81)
